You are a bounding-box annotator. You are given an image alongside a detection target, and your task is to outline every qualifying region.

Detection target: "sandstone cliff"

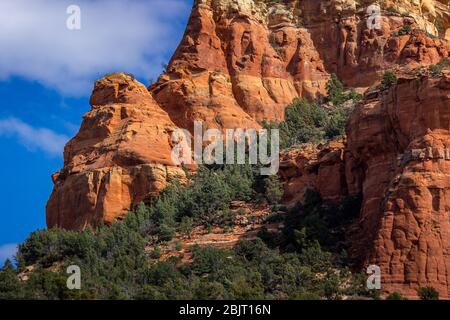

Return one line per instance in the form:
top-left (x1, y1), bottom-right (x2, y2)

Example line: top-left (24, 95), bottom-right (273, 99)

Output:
top-left (152, 0), bottom-right (449, 125)
top-left (47, 74), bottom-right (185, 229)
top-left (347, 70), bottom-right (450, 298)
top-left (46, 0), bottom-right (449, 298)
top-left (279, 69), bottom-right (450, 298)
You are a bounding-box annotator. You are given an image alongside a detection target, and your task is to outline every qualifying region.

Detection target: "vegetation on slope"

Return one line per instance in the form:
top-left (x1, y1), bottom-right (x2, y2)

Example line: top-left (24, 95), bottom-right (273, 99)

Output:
top-left (0, 74), bottom-right (370, 300)
top-left (264, 74), bottom-right (361, 149)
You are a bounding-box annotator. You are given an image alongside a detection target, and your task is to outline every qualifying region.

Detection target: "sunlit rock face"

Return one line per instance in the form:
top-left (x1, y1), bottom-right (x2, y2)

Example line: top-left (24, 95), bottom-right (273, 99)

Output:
top-left (346, 71), bottom-right (450, 299)
top-left (152, 0), bottom-right (448, 127)
top-left (47, 73), bottom-right (185, 230)
top-left (280, 70), bottom-right (450, 299)
top-left (47, 0), bottom-right (449, 298)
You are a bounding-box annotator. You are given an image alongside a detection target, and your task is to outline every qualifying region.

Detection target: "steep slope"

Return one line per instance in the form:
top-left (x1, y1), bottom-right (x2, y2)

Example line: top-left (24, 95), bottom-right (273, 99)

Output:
top-left (347, 70), bottom-right (450, 298)
top-left (152, 0), bottom-right (449, 126)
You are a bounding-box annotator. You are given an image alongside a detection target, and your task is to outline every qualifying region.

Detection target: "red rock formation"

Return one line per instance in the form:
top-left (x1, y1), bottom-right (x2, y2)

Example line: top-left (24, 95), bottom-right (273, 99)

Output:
top-left (46, 0), bottom-right (450, 297)
top-left (47, 73), bottom-right (185, 229)
top-left (280, 139), bottom-right (348, 207)
top-left (345, 70), bottom-right (450, 299)
top-left (280, 69), bottom-right (450, 298)
top-left (153, 0), bottom-right (449, 126)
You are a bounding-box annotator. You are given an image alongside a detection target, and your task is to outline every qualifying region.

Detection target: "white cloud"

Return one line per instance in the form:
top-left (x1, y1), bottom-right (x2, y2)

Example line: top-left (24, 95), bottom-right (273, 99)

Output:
top-left (0, 244), bottom-right (18, 266)
top-left (0, 118), bottom-right (69, 156)
top-left (0, 0), bottom-right (189, 96)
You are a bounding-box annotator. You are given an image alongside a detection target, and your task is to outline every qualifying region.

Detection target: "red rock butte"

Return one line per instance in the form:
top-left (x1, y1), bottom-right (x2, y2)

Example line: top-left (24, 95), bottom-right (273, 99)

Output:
top-left (47, 0), bottom-right (450, 298)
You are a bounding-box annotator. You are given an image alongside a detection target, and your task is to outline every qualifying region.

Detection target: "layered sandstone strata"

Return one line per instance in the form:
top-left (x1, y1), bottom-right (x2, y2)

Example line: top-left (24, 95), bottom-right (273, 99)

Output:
top-left (346, 70), bottom-right (450, 299)
top-left (152, 0), bottom-right (449, 126)
top-left (47, 73), bottom-right (185, 229)
top-left (46, 0), bottom-right (450, 297)
top-left (48, 0), bottom-right (448, 230)
top-left (280, 139), bottom-right (348, 207)
top-left (280, 70), bottom-right (450, 298)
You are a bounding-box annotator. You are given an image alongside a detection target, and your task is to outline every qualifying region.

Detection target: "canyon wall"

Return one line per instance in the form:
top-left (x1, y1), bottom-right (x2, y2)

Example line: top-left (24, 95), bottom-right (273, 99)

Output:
top-left (47, 0), bottom-right (449, 297)
top-left (347, 71), bottom-right (450, 298)
top-left (280, 70), bottom-right (450, 298)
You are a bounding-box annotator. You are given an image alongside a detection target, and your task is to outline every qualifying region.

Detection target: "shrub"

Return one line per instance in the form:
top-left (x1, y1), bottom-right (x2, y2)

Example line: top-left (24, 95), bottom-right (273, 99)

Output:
top-left (381, 71), bottom-right (398, 90)
top-left (418, 287), bottom-right (439, 300)
top-left (327, 74), bottom-right (346, 106)
top-left (265, 75), bottom-right (359, 149)
top-left (183, 170), bottom-right (233, 226)
top-left (264, 175), bottom-right (284, 205)
top-left (281, 189), bottom-right (361, 256)
top-left (150, 247), bottom-right (162, 259)
top-left (278, 98), bottom-right (328, 147)
top-left (179, 217), bottom-right (194, 237)
top-left (158, 223), bottom-right (176, 242)
top-left (429, 58), bottom-right (450, 75)
top-left (4, 227), bottom-right (367, 300)
top-left (2, 148), bottom-right (364, 300)
top-left (397, 25), bottom-right (411, 36)
top-left (175, 241), bottom-right (184, 252)
top-left (386, 292), bottom-right (405, 300)
top-left (0, 260), bottom-right (24, 299)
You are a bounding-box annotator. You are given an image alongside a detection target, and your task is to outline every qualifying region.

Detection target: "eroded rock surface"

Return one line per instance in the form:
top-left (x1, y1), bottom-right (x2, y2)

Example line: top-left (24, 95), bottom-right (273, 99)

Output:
top-left (280, 70), bottom-right (450, 298)
top-left (47, 73), bottom-right (185, 229)
top-left (152, 0), bottom-right (449, 126)
top-left (347, 71), bottom-right (450, 299)
top-left (47, 0), bottom-right (449, 298)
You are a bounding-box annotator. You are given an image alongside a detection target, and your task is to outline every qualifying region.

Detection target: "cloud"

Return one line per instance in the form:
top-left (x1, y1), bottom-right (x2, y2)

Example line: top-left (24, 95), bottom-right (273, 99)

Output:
top-left (0, 244), bottom-right (18, 266)
top-left (0, 0), bottom-right (190, 96)
top-left (0, 118), bottom-right (69, 156)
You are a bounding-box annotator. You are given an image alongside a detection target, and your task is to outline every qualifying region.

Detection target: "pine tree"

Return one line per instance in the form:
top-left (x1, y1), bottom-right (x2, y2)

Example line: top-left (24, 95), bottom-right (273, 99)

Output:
top-left (264, 175), bottom-right (284, 205)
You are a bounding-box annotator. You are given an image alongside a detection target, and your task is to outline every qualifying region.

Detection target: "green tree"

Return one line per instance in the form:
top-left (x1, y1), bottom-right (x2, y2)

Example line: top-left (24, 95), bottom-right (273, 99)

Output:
top-left (264, 175), bottom-right (284, 205)
top-left (386, 292), bottom-right (405, 300)
top-left (418, 287), bottom-right (439, 300)
top-left (0, 260), bottom-right (23, 299)
top-left (327, 73), bottom-right (346, 106)
top-left (179, 216), bottom-right (194, 237)
top-left (381, 71), bottom-right (398, 90)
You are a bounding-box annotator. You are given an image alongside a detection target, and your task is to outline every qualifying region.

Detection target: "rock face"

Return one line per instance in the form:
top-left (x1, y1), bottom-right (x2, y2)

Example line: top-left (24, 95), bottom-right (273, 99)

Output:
top-left (47, 74), bottom-right (185, 229)
top-left (280, 139), bottom-right (348, 207)
top-left (152, 0), bottom-right (449, 126)
top-left (346, 71), bottom-right (450, 299)
top-left (280, 70), bottom-right (450, 298)
top-left (47, 0), bottom-right (449, 297)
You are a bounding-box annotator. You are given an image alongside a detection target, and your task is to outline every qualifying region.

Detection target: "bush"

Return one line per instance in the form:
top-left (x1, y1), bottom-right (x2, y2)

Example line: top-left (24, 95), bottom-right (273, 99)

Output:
top-left (429, 58), bottom-right (450, 76)
top-left (4, 210), bottom-right (369, 301)
top-left (264, 175), bottom-right (284, 205)
top-left (418, 287), bottom-right (439, 300)
top-left (150, 247), bottom-right (162, 259)
top-left (276, 98), bottom-right (328, 148)
top-left (327, 74), bottom-right (346, 106)
top-left (327, 74), bottom-right (362, 106)
top-left (179, 217), bottom-right (194, 237)
top-left (281, 189), bottom-right (361, 256)
top-left (127, 164), bottom-right (258, 242)
top-left (0, 260), bottom-right (24, 299)
top-left (397, 25), bottom-right (411, 36)
top-left (381, 71), bottom-right (398, 90)
top-left (386, 292), bottom-right (406, 300)
top-left (265, 75), bottom-right (359, 149)
top-left (2, 147), bottom-right (364, 300)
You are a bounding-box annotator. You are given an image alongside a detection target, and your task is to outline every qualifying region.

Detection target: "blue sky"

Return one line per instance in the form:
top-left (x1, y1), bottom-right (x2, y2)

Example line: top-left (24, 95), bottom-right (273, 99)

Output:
top-left (0, 0), bottom-right (193, 265)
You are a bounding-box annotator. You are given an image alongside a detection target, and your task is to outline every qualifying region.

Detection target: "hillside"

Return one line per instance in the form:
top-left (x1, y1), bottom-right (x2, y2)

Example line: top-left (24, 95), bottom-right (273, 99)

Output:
top-left (1, 0), bottom-right (449, 300)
